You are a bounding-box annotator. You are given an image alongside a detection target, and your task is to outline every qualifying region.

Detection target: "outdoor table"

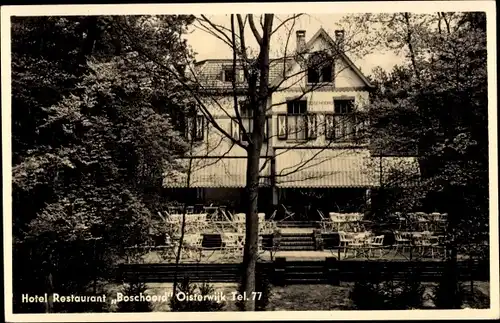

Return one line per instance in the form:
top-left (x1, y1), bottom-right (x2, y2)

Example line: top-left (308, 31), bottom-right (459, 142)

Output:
top-left (329, 213), bottom-right (364, 232)
top-left (203, 206), bottom-right (219, 214)
top-left (343, 232), bottom-right (373, 259)
top-left (168, 213), bottom-right (207, 221)
top-left (233, 213), bottom-right (265, 222)
top-left (167, 206), bottom-right (183, 214)
top-left (167, 213), bottom-right (208, 235)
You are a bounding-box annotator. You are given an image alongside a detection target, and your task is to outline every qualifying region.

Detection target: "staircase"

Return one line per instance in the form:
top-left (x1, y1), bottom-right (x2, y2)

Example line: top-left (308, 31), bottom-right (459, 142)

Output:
top-left (278, 233), bottom-right (316, 251)
top-left (276, 221), bottom-right (320, 228)
top-left (282, 260), bottom-right (327, 284)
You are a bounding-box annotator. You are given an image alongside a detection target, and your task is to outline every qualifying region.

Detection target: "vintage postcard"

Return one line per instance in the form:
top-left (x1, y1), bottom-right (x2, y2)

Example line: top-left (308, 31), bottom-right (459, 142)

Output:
top-left (2, 1), bottom-right (498, 321)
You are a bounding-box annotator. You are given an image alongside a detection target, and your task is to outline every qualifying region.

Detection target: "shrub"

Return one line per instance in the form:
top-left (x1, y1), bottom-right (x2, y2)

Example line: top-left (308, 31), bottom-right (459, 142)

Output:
top-left (350, 272), bottom-right (389, 310)
top-left (392, 270), bottom-right (425, 309)
top-left (236, 274), bottom-right (273, 311)
top-left (116, 281), bottom-right (153, 312)
top-left (350, 269), bottom-right (425, 310)
top-left (432, 264), bottom-right (464, 309)
top-left (170, 276), bottom-right (225, 312)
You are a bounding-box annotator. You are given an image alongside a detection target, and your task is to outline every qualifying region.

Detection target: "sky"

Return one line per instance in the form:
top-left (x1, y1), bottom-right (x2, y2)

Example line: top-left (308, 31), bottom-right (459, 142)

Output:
top-left (183, 14), bottom-right (405, 76)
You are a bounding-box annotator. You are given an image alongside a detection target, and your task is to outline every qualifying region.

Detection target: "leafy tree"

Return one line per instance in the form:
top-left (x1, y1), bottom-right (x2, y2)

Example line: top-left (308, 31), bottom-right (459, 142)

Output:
top-left (345, 12), bottom-right (487, 308)
top-left (170, 277), bottom-right (225, 312)
top-left (117, 281), bottom-right (153, 312)
top-left (352, 11), bottom-right (488, 250)
top-left (11, 15), bottom-right (195, 313)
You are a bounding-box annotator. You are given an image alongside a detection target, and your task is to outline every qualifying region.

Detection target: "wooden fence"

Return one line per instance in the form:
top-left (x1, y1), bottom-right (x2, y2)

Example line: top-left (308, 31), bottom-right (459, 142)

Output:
top-left (117, 258), bottom-right (489, 285)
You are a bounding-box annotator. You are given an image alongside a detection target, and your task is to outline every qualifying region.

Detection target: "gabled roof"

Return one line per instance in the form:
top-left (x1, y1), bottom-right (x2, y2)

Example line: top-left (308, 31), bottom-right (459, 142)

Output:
top-left (190, 28), bottom-right (374, 90)
top-left (190, 57), bottom-right (294, 90)
top-left (270, 27), bottom-right (374, 89)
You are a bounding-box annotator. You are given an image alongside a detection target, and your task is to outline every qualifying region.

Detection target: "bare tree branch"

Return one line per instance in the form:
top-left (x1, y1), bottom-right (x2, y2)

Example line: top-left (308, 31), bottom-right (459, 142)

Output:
top-left (248, 14), bottom-right (262, 45)
top-left (114, 18), bottom-right (246, 149)
top-left (271, 14), bottom-right (304, 36)
top-left (231, 14), bottom-right (249, 144)
top-left (199, 15), bottom-right (234, 46)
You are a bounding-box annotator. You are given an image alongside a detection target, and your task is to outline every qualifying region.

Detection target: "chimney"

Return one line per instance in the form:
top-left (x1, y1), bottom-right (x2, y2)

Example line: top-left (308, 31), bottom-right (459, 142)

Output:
top-left (296, 30), bottom-right (306, 54)
top-left (335, 29), bottom-right (345, 52)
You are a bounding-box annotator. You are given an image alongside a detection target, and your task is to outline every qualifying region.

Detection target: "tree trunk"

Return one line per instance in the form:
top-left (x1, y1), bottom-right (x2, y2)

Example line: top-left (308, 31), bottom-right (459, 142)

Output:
top-left (45, 271), bottom-right (54, 313)
top-left (172, 142), bottom-right (194, 300)
top-left (242, 147), bottom-right (261, 311)
top-left (241, 13), bottom-right (273, 311)
top-left (45, 251), bottom-right (54, 313)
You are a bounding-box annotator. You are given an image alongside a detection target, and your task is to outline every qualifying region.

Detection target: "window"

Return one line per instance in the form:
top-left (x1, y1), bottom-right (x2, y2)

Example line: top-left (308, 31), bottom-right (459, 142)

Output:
top-left (307, 65), bottom-right (333, 83)
top-left (185, 115), bottom-right (204, 141)
top-left (223, 67), bottom-right (244, 83)
top-left (239, 100), bottom-right (253, 117)
top-left (231, 118), bottom-right (270, 142)
top-left (277, 100), bottom-right (317, 140)
top-left (287, 100), bottom-right (307, 140)
top-left (325, 99), bottom-right (356, 141)
top-left (223, 68), bottom-right (234, 83)
top-left (307, 53), bottom-right (334, 84)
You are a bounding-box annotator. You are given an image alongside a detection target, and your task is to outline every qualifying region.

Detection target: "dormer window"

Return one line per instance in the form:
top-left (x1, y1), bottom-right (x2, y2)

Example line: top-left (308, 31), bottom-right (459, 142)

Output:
top-left (307, 52), bottom-right (334, 84)
top-left (222, 66), bottom-right (244, 83)
top-left (223, 68), bottom-right (234, 82)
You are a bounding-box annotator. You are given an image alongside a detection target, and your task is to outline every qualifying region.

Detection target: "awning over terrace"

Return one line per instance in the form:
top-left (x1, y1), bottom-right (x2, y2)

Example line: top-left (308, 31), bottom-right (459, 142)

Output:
top-left (163, 150), bottom-right (420, 189)
top-left (163, 157), bottom-right (271, 188)
top-left (274, 149), bottom-right (420, 188)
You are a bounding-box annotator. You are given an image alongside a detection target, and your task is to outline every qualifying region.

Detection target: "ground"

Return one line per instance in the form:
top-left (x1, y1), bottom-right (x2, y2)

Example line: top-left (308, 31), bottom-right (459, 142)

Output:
top-left (101, 280), bottom-right (490, 311)
top-left (267, 284), bottom-right (353, 311)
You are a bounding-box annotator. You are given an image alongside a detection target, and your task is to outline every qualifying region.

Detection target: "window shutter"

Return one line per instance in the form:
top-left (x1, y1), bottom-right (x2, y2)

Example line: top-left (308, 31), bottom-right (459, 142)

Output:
top-left (306, 114), bottom-right (317, 139)
top-left (241, 119), bottom-right (252, 142)
top-left (335, 115), bottom-right (343, 139)
top-left (277, 114), bottom-right (288, 139)
top-left (325, 114), bottom-right (335, 140)
top-left (185, 117), bottom-right (193, 140)
top-left (236, 70), bottom-right (244, 83)
top-left (231, 119), bottom-right (240, 140)
top-left (263, 118), bottom-right (269, 141)
top-left (195, 115), bottom-right (204, 140)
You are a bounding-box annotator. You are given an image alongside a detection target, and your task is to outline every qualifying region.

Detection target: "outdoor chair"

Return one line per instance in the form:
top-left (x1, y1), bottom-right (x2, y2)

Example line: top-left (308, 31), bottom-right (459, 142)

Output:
top-left (281, 205), bottom-right (295, 221)
top-left (181, 234), bottom-right (203, 262)
top-left (330, 213), bottom-right (346, 232)
top-left (394, 213), bottom-right (408, 231)
top-left (429, 234), bottom-right (446, 259)
top-left (413, 232), bottom-right (434, 259)
top-left (337, 231), bottom-right (354, 259)
top-left (349, 234), bottom-right (370, 259)
top-left (368, 235), bottom-right (385, 258)
top-left (220, 233), bottom-right (244, 260)
top-left (260, 220), bottom-right (277, 234)
top-left (268, 209), bottom-right (277, 221)
top-left (393, 231), bottom-right (411, 258)
top-left (219, 208), bottom-right (233, 222)
top-left (318, 210), bottom-right (334, 232)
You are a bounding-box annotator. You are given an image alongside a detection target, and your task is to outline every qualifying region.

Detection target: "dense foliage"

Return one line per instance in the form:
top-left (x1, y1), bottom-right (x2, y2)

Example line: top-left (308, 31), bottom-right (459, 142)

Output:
top-left (11, 15), bottom-right (195, 313)
top-left (362, 12), bottom-right (488, 251)
top-left (169, 277), bottom-right (226, 312)
top-left (350, 270), bottom-right (425, 310)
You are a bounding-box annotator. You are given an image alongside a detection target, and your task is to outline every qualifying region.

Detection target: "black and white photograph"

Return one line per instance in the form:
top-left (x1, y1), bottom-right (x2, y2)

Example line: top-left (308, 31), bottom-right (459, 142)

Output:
top-left (2, 1), bottom-right (498, 321)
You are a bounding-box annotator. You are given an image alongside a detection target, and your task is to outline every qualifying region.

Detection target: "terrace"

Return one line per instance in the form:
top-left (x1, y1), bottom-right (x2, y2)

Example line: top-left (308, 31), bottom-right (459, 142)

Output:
top-left (123, 204), bottom-right (477, 265)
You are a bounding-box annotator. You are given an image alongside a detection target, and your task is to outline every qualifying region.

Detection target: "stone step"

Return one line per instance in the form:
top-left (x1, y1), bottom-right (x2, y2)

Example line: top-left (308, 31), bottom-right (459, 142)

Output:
top-left (280, 237), bottom-right (314, 242)
top-left (280, 233), bottom-right (314, 238)
top-left (280, 241), bottom-right (314, 246)
top-left (285, 271), bottom-right (324, 276)
top-left (284, 278), bottom-right (329, 284)
top-left (277, 246), bottom-right (316, 251)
